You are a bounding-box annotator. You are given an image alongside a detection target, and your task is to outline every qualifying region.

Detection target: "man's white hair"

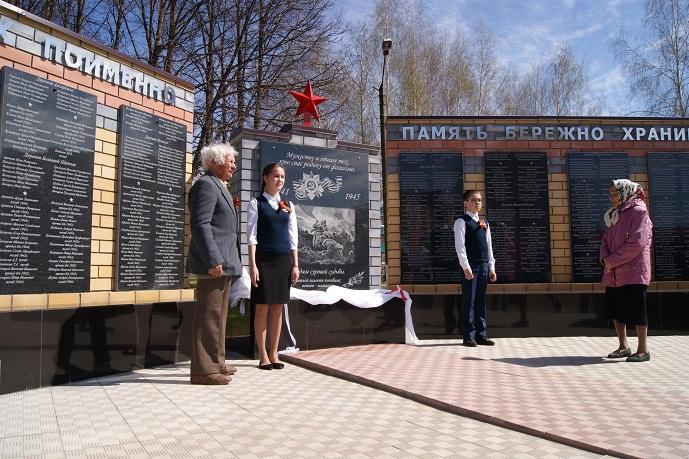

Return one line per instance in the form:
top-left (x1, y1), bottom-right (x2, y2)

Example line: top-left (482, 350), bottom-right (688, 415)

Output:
top-left (200, 143), bottom-right (237, 170)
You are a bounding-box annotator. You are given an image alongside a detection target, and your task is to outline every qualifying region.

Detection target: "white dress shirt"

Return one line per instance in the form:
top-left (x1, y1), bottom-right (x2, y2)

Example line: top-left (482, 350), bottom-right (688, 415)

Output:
top-left (247, 192), bottom-right (298, 250)
top-left (453, 210), bottom-right (495, 273)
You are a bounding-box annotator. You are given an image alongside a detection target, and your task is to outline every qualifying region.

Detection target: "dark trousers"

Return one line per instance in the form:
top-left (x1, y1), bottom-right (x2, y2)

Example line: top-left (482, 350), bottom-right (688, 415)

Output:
top-left (460, 261), bottom-right (489, 340)
top-left (191, 276), bottom-right (231, 376)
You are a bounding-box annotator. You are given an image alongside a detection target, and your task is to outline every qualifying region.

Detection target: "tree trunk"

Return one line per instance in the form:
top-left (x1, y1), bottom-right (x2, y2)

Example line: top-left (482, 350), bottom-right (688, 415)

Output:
top-left (253, 0), bottom-right (265, 129)
top-left (113, 0), bottom-right (125, 50)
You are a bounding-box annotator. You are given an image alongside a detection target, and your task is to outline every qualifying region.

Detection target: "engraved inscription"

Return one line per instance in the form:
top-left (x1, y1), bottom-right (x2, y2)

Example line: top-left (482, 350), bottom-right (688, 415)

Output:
top-left (0, 67), bottom-right (96, 294)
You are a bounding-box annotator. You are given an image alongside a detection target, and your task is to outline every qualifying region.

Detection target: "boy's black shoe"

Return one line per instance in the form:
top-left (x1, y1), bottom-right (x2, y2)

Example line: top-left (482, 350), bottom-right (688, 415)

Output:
top-left (463, 338), bottom-right (477, 347)
top-left (476, 337), bottom-right (495, 346)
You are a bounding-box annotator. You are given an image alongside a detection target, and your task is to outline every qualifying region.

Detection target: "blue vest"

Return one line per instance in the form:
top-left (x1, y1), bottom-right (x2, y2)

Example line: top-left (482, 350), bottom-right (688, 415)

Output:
top-left (460, 214), bottom-right (489, 263)
top-left (256, 195), bottom-right (291, 256)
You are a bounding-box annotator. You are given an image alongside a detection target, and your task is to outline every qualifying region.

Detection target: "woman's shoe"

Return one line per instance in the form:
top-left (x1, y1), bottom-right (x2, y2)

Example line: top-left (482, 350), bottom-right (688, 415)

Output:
top-left (626, 352), bottom-right (650, 362)
top-left (258, 363), bottom-right (273, 370)
top-left (607, 348), bottom-right (632, 358)
top-left (271, 362), bottom-right (285, 370)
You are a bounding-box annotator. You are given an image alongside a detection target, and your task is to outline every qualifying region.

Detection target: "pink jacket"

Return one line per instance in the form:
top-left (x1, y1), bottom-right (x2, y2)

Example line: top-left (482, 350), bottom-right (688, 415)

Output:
top-left (600, 198), bottom-right (653, 287)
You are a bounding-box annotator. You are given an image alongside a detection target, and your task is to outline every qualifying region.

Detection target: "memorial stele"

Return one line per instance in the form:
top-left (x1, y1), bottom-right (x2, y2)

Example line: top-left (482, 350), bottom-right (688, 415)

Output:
top-left (0, 2), bottom-right (196, 312)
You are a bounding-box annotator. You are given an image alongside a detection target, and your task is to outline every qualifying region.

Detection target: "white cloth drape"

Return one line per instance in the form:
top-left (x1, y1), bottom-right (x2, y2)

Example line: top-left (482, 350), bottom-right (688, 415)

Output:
top-left (289, 285), bottom-right (418, 347)
top-left (228, 268), bottom-right (419, 348)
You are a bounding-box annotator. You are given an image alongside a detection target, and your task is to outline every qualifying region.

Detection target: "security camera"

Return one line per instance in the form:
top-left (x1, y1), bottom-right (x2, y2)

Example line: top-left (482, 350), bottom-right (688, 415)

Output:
top-left (382, 38), bottom-right (392, 55)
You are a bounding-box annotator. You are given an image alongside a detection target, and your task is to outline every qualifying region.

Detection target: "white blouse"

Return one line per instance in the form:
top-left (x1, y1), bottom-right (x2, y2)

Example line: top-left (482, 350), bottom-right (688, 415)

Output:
top-left (247, 192), bottom-right (298, 250)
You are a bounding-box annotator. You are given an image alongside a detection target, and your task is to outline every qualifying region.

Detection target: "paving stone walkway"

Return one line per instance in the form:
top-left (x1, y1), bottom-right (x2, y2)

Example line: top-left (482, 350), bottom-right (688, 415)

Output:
top-left (283, 335), bottom-right (689, 459)
top-left (0, 340), bottom-right (615, 458)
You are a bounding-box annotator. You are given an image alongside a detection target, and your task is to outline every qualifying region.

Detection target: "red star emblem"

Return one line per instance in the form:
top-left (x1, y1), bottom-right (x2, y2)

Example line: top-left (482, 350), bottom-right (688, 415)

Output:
top-left (288, 80), bottom-right (326, 127)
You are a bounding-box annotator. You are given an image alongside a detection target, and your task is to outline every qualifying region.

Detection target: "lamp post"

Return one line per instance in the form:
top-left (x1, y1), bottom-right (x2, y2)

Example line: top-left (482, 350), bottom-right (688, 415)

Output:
top-left (378, 38), bottom-right (392, 286)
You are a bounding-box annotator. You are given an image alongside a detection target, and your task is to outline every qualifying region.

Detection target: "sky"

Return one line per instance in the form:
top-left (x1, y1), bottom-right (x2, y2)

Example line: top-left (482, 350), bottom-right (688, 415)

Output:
top-left (334, 0), bottom-right (647, 115)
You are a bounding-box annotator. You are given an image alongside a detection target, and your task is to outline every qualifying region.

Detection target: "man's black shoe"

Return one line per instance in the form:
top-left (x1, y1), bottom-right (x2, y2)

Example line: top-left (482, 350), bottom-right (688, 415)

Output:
top-left (463, 338), bottom-right (477, 347)
top-left (476, 337), bottom-right (495, 346)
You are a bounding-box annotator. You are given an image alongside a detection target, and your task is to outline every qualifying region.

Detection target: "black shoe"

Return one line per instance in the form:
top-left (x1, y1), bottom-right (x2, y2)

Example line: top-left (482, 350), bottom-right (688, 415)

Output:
top-left (463, 338), bottom-right (477, 347)
top-left (476, 337), bottom-right (495, 346)
top-left (271, 362), bottom-right (284, 370)
top-left (258, 363), bottom-right (273, 370)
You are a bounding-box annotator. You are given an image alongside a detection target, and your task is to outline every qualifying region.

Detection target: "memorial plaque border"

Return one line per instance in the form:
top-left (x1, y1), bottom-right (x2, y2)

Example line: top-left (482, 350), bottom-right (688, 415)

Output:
top-left (115, 105), bottom-right (187, 291)
top-left (0, 66), bottom-right (97, 294)
top-left (259, 141), bottom-right (370, 290)
top-left (647, 152), bottom-right (689, 281)
top-left (485, 152), bottom-right (551, 283)
top-left (399, 152), bottom-right (464, 285)
top-left (567, 152), bottom-right (629, 283)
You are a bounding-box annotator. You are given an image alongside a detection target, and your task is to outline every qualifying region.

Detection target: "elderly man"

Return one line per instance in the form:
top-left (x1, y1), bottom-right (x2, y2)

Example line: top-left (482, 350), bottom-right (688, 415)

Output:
top-left (187, 143), bottom-right (242, 385)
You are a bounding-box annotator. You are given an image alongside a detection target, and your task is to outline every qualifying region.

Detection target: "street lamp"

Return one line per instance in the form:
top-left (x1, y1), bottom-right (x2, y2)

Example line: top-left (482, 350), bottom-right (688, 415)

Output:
top-left (378, 38), bottom-right (391, 286)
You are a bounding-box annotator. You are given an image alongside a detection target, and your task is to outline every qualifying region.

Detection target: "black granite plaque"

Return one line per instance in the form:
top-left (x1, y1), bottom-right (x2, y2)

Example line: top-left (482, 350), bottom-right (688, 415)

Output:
top-left (400, 153), bottom-right (463, 284)
top-left (260, 141), bottom-right (369, 289)
top-left (116, 106), bottom-right (186, 290)
top-left (568, 152), bottom-right (629, 283)
top-left (648, 153), bottom-right (689, 280)
top-left (485, 153), bottom-right (551, 282)
top-left (0, 67), bottom-right (96, 294)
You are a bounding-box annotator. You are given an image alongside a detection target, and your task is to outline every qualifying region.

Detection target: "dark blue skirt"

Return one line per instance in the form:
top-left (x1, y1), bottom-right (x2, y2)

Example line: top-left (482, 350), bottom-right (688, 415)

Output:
top-left (251, 253), bottom-right (291, 304)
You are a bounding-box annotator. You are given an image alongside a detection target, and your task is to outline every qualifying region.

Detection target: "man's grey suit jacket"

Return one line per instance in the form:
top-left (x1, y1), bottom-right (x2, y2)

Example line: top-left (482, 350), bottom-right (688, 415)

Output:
top-left (187, 172), bottom-right (242, 277)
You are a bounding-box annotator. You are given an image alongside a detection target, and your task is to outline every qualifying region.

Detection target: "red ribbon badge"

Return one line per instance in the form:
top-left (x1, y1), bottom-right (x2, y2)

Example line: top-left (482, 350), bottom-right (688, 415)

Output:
top-left (278, 200), bottom-right (291, 213)
top-left (385, 285), bottom-right (409, 302)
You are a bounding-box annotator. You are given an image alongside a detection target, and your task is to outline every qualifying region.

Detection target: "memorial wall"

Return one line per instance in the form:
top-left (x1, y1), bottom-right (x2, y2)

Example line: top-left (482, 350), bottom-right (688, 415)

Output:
top-left (385, 117), bottom-right (689, 294)
top-left (0, 4), bottom-right (195, 313)
top-left (0, 3), bottom-right (197, 393)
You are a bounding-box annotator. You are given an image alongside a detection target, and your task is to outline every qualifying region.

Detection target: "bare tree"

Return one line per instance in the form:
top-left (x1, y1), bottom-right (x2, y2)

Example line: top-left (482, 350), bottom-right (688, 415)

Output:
top-left (468, 22), bottom-right (503, 116)
top-left (613, 0), bottom-right (689, 116)
top-left (549, 44), bottom-right (587, 116)
top-left (497, 44), bottom-right (601, 116)
top-left (114, 0), bottom-right (202, 69)
top-left (436, 32), bottom-right (475, 116)
top-left (330, 24), bottom-right (378, 143)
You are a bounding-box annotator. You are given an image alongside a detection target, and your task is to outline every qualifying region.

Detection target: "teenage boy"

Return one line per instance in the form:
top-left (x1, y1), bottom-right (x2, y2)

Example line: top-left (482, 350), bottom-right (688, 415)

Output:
top-left (453, 190), bottom-right (497, 347)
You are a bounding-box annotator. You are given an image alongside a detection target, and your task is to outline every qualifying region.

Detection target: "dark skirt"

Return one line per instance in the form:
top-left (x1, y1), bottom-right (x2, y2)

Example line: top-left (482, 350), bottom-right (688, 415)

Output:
top-left (251, 253), bottom-right (291, 304)
top-left (605, 284), bottom-right (648, 326)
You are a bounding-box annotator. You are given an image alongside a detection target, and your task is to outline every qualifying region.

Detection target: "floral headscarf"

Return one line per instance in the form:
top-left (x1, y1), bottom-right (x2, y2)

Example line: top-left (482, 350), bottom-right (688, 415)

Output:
top-left (604, 179), bottom-right (645, 227)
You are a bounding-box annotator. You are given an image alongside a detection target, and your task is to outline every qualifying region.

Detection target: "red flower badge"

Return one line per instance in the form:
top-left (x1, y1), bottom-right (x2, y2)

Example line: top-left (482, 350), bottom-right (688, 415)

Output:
top-left (232, 196), bottom-right (241, 208)
top-left (278, 200), bottom-right (291, 213)
top-left (479, 219), bottom-right (487, 230)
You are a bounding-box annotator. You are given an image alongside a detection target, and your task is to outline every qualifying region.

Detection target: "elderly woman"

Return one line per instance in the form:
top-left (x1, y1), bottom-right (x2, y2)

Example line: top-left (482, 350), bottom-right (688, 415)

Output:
top-left (600, 179), bottom-right (653, 362)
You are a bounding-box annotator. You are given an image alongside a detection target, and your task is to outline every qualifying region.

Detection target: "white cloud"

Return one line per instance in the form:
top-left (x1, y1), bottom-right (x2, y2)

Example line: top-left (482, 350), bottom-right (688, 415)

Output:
top-left (591, 65), bottom-right (625, 92)
top-left (590, 65), bottom-right (632, 115)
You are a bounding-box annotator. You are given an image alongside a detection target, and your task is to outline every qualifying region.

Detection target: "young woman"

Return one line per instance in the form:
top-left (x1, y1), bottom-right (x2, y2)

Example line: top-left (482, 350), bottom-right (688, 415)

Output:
top-left (247, 163), bottom-right (299, 370)
top-left (600, 179), bottom-right (653, 362)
